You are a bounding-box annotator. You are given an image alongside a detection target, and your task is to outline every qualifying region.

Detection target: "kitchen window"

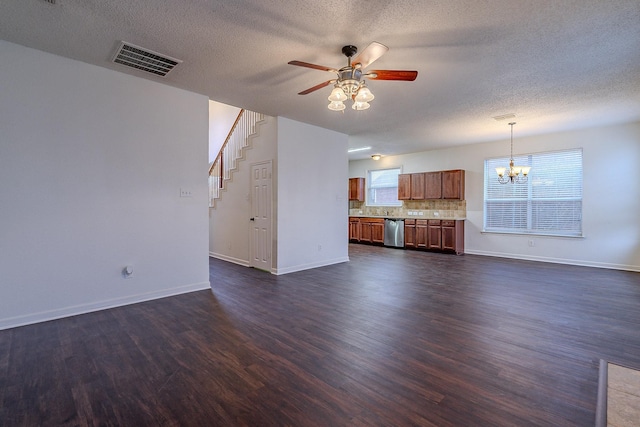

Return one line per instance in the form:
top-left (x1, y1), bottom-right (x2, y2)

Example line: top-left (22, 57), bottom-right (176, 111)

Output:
top-left (483, 148), bottom-right (583, 237)
top-left (367, 168), bottom-right (402, 207)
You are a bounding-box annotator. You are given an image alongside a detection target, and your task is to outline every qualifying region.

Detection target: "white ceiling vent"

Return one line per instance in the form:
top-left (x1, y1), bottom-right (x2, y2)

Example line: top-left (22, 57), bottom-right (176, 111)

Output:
top-left (112, 42), bottom-right (182, 77)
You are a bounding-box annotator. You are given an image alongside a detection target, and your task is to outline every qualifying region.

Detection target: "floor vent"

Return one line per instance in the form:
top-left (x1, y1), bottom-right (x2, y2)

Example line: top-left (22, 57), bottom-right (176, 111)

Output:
top-left (112, 42), bottom-right (182, 77)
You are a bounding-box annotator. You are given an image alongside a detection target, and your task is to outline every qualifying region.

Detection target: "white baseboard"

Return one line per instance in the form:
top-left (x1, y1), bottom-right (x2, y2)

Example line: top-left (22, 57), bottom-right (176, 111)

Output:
top-left (0, 281), bottom-right (211, 331)
top-left (464, 250), bottom-right (640, 272)
top-left (273, 256), bottom-right (350, 275)
top-left (209, 252), bottom-right (251, 267)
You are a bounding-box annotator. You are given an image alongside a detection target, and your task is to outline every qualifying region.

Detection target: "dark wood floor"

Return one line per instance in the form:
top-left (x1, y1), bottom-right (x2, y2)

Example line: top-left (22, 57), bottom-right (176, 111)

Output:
top-left (1, 245), bottom-right (639, 426)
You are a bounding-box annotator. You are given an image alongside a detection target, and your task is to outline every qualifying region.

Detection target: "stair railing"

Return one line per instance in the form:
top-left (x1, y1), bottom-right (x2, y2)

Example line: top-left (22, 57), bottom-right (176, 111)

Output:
top-left (209, 109), bottom-right (264, 207)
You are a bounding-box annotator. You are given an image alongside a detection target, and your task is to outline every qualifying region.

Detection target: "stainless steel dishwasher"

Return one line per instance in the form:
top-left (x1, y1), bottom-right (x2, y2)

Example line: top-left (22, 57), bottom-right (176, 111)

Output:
top-left (384, 219), bottom-right (405, 248)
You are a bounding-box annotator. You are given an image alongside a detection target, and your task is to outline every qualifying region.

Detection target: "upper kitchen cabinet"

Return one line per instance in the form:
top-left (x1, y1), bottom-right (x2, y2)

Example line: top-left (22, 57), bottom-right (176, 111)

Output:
top-left (410, 173), bottom-right (425, 200)
top-left (398, 173), bottom-right (426, 200)
top-left (424, 171), bottom-right (442, 199)
top-left (442, 170), bottom-right (465, 200)
top-left (349, 177), bottom-right (365, 201)
top-left (398, 169), bottom-right (465, 200)
top-left (398, 174), bottom-right (411, 200)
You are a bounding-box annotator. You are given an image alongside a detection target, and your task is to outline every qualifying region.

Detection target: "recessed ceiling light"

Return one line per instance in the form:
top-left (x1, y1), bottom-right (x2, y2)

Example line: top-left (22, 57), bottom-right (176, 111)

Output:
top-left (347, 146), bottom-right (371, 153)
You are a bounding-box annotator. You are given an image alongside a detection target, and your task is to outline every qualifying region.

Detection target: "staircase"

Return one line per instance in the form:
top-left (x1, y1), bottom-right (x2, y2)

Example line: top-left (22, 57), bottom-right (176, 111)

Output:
top-left (209, 109), bottom-right (264, 208)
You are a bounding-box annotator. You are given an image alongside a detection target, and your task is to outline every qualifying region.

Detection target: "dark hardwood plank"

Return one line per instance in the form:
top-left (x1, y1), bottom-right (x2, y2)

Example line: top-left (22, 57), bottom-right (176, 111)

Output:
top-left (1, 245), bottom-right (639, 426)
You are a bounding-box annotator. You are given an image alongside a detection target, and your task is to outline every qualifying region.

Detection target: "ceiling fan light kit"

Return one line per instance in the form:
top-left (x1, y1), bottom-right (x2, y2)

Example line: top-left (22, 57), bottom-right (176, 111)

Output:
top-left (288, 42), bottom-right (417, 112)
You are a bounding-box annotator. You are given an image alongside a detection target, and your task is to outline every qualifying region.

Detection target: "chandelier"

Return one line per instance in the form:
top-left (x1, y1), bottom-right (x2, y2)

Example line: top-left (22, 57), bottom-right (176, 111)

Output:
top-left (496, 122), bottom-right (531, 184)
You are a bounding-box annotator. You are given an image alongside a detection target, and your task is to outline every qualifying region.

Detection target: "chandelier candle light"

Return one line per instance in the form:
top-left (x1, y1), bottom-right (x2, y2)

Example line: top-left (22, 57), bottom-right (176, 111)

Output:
top-left (496, 122), bottom-right (531, 184)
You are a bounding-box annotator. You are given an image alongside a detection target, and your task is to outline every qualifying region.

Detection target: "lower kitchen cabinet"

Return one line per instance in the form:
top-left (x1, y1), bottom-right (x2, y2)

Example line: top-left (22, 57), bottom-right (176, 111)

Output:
top-left (349, 218), bottom-right (360, 242)
top-left (404, 219), bottom-right (416, 248)
top-left (349, 217), bottom-right (384, 245)
top-left (405, 218), bottom-right (464, 254)
top-left (351, 217), bottom-right (464, 254)
top-left (427, 220), bottom-right (443, 250)
top-left (441, 220), bottom-right (464, 254)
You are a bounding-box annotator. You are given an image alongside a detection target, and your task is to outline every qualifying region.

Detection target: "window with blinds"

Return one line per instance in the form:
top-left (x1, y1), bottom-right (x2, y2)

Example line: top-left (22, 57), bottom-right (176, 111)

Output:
top-left (484, 148), bottom-right (583, 237)
top-left (368, 168), bottom-right (402, 206)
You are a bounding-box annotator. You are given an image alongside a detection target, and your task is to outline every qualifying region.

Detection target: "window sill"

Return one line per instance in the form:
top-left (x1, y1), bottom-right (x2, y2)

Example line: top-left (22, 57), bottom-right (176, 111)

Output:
top-left (481, 230), bottom-right (584, 239)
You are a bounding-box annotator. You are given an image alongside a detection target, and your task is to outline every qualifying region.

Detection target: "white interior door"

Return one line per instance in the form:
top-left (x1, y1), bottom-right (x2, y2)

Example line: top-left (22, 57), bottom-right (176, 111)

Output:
top-left (250, 161), bottom-right (272, 271)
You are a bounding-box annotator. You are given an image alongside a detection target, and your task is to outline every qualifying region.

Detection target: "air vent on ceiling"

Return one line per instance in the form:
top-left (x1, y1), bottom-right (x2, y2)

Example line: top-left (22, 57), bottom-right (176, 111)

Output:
top-left (112, 41), bottom-right (182, 77)
top-left (493, 113), bottom-right (517, 122)
top-left (41, 0), bottom-right (56, 4)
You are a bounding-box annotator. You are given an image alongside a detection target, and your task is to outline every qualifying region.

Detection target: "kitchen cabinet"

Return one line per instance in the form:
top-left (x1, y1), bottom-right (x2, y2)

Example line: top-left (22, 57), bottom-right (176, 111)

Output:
top-left (424, 172), bottom-right (442, 199)
top-left (416, 219), bottom-right (428, 249)
top-left (349, 217), bottom-right (361, 241)
top-left (350, 217), bottom-right (384, 245)
top-left (404, 219), bottom-right (416, 248)
top-left (442, 170), bottom-right (465, 200)
top-left (441, 220), bottom-right (464, 254)
top-left (410, 173), bottom-right (425, 200)
top-left (350, 216), bottom-right (464, 254)
top-left (398, 169), bottom-right (465, 200)
top-left (349, 177), bottom-right (365, 201)
top-left (398, 173), bottom-right (427, 200)
top-left (370, 219), bottom-right (385, 244)
top-left (404, 218), bottom-right (464, 254)
top-left (398, 174), bottom-right (411, 200)
top-left (427, 220), bottom-right (442, 249)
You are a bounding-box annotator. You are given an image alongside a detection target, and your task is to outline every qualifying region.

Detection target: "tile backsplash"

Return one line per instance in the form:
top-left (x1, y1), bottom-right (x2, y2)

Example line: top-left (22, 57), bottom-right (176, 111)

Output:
top-left (349, 200), bottom-right (466, 219)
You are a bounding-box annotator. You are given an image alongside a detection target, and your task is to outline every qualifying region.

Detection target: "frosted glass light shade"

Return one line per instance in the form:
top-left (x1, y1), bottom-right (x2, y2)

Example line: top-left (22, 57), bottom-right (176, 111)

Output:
top-left (520, 166), bottom-right (531, 176)
top-left (495, 167), bottom-right (506, 177)
top-left (328, 100), bottom-right (346, 111)
top-left (352, 101), bottom-right (370, 111)
top-left (355, 86), bottom-right (374, 102)
top-left (328, 86), bottom-right (347, 102)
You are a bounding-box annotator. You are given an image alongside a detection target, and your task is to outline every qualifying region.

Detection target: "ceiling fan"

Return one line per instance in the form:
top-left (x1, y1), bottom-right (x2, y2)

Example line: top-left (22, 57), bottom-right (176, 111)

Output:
top-left (288, 42), bottom-right (418, 111)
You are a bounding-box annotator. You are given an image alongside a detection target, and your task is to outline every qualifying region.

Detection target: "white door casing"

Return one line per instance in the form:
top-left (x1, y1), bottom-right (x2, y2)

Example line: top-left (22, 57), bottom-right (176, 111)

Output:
top-left (250, 161), bottom-right (272, 271)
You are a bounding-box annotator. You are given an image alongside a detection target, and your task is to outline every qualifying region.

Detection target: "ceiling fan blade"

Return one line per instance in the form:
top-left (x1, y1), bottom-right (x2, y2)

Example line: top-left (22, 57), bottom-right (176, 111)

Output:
top-left (288, 60), bottom-right (337, 73)
top-left (352, 42), bottom-right (389, 68)
top-left (298, 80), bottom-right (334, 95)
top-left (366, 70), bottom-right (418, 81)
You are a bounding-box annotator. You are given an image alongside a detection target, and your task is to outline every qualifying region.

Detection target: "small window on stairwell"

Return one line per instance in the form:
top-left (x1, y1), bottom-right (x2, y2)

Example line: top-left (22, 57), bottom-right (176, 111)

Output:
top-left (367, 168), bottom-right (402, 207)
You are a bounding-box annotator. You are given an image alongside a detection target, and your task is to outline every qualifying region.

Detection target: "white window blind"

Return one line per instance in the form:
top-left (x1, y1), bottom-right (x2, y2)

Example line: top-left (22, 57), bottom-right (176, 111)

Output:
top-left (484, 148), bottom-right (583, 237)
top-left (368, 168), bottom-right (402, 206)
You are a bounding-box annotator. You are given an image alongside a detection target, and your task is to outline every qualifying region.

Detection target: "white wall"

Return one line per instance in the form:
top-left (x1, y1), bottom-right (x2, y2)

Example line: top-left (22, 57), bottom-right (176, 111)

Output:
top-left (350, 121), bottom-right (640, 271)
top-left (0, 41), bottom-right (211, 330)
top-left (209, 116), bottom-right (278, 266)
top-left (276, 117), bottom-right (349, 274)
top-left (209, 116), bottom-right (349, 274)
top-left (209, 100), bottom-right (241, 163)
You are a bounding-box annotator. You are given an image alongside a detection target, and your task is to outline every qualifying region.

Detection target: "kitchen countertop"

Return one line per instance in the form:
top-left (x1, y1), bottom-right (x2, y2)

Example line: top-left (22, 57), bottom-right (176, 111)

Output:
top-left (349, 215), bottom-right (466, 220)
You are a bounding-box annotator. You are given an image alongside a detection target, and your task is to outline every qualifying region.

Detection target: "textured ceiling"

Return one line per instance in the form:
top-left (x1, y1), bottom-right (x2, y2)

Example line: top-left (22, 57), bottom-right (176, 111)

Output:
top-left (2, 0), bottom-right (639, 159)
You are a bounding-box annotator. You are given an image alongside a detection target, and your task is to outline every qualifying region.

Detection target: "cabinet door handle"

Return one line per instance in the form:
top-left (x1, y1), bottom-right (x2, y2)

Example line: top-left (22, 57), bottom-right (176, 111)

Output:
top-left (249, 217), bottom-right (255, 221)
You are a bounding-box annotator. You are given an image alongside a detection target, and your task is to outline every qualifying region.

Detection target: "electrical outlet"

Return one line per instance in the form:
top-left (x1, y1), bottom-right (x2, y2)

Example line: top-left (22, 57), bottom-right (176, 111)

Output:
top-left (180, 188), bottom-right (193, 198)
